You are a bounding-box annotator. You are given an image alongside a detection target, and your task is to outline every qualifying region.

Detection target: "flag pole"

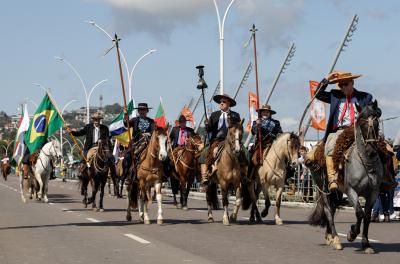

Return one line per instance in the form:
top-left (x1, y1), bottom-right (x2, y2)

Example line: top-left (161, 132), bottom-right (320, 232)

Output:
top-left (160, 97), bottom-right (178, 168)
top-left (251, 24), bottom-right (263, 165)
top-left (113, 34), bottom-right (132, 144)
top-left (46, 92), bottom-right (88, 165)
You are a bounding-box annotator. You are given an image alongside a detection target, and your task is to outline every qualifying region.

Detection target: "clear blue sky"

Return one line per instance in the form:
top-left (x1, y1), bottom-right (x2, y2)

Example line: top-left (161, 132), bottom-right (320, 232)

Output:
top-left (1, 0), bottom-right (399, 139)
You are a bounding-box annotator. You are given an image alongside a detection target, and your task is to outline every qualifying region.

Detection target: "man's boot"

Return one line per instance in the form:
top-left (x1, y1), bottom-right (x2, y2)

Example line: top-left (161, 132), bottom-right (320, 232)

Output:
top-left (200, 164), bottom-right (209, 186)
top-left (326, 156), bottom-right (338, 191)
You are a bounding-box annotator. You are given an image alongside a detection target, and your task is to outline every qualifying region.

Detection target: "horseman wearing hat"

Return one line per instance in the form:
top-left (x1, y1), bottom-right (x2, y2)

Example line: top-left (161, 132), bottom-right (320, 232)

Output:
top-left (248, 104), bottom-right (282, 176)
top-left (199, 94), bottom-right (241, 185)
top-left (68, 111), bottom-right (111, 158)
top-left (316, 71), bottom-right (378, 191)
top-left (122, 103), bottom-right (155, 179)
top-left (169, 115), bottom-right (196, 149)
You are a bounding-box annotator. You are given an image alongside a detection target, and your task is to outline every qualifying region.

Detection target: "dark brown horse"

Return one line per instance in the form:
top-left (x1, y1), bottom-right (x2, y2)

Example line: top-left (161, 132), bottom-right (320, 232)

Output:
top-left (1, 160), bottom-right (11, 181)
top-left (170, 134), bottom-right (204, 210)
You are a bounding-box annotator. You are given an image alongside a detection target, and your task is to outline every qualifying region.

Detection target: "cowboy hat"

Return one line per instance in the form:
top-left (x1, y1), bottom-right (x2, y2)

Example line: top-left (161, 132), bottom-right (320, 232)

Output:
top-left (329, 71), bottom-right (362, 84)
top-left (213, 93), bottom-right (237, 107)
top-left (134, 103), bottom-right (153, 110)
top-left (256, 104), bottom-right (276, 115)
top-left (178, 115), bottom-right (187, 123)
top-left (91, 111), bottom-right (104, 120)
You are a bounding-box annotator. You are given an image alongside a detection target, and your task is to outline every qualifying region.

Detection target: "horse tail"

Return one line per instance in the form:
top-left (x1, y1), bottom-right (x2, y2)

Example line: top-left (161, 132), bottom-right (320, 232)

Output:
top-left (207, 182), bottom-right (220, 210)
top-left (241, 178), bottom-right (252, 210)
top-left (308, 190), bottom-right (329, 227)
top-left (129, 181), bottom-right (139, 209)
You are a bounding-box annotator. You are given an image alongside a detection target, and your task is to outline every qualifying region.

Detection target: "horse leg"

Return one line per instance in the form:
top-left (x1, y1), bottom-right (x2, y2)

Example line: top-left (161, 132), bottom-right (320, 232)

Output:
top-left (326, 194), bottom-right (342, 250)
top-left (99, 175), bottom-right (107, 212)
top-left (171, 176), bottom-right (179, 208)
top-left (346, 188), bottom-right (364, 243)
top-left (155, 183), bottom-right (163, 225)
top-left (274, 186), bottom-right (284, 225)
top-left (34, 172), bottom-right (43, 201)
top-left (91, 177), bottom-right (100, 211)
top-left (361, 193), bottom-right (378, 254)
top-left (181, 179), bottom-right (188, 210)
top-left (260, 182), bottom-right (271, 218)
top-left (19, 173), bottom-right (26, 203)
top-left (42, 174), bottom-right (49, 203)
top-left (221, 187), bottom-right (230, 226)
top-left (205, 184), bottom-right (214, 223)
top-left (230, 185), bottom-right (241, 223)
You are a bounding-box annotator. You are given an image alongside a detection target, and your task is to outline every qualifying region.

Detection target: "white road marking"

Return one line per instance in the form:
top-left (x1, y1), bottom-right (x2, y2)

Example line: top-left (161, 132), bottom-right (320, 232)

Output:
top-left (124, 233), bottom-right (151, 244)
top-left (0, 183), bottom-right (18, 192)
top-left (86, 218), bottom-right (100, 223)
top-left (241, 217), bottom-right (250, 220)
top-left (195, 210), bottom-right (207, 213)
top-left (49, 203), bottom-right (55, 205)
top-left (61, 208), bottom-right (73, 213)
top-left (337, 232), bottom-right (380, 243)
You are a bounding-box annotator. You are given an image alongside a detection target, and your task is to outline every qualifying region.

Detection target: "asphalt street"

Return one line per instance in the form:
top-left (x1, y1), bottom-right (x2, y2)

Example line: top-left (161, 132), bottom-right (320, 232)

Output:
top-left (0, 175), bottom-right (399, 264)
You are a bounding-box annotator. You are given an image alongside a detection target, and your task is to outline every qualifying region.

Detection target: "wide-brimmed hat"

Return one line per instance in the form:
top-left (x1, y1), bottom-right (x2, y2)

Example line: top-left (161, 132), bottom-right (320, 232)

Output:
top-left (256, 104), bottom-right (276, 115)
top-left (134, 103), bottom-right (152, 110)
top-left (329, 71), bottom-right (362, 84)
top-left (213, 93), bottom-right (237, 107)
top-left (91, 111), bottom-right (104, 120)
top-left (178, 115), bottom-right (187, 123)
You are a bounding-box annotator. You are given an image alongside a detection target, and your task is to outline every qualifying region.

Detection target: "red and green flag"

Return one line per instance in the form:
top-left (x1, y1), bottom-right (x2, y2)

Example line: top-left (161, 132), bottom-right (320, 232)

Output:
top-left (154, 99), bottom-right (166, 128)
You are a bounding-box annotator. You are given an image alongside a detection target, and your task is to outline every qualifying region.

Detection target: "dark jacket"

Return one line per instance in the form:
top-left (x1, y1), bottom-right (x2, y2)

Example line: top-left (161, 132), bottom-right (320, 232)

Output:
top-left (206, 110), bottom-right (241, 143)
top-left (316, 78), bottom-right (373, 141)
top-left (124, 116), bottom-right (155, 142)
top-left (169, 126), bottom-right (196, 148)
top-left (251, 118), bottom-right (282, 144)
top-left (71, 123), bottom-right (110, 153)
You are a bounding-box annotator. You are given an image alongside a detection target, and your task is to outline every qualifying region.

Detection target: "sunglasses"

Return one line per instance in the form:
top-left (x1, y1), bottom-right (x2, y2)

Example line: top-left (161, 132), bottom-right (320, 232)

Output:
top-left (220, 100), bottom-right (228, 104)
top-left (338, 81), bottom-right (351, 88)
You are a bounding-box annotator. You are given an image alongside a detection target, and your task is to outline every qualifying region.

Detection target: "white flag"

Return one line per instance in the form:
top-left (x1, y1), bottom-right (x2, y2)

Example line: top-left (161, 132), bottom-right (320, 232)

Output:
top-left (13, 104), bottom-right (30, 163)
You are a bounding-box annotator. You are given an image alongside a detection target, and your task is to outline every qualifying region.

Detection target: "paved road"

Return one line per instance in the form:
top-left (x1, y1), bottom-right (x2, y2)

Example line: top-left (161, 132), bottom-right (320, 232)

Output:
top-left (0, 175), bottom-right (399, 264)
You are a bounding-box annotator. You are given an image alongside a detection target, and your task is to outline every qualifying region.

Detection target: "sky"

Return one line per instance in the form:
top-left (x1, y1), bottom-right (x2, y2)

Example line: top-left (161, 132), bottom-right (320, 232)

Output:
top-left (1, 0), bottom-right (400, 140)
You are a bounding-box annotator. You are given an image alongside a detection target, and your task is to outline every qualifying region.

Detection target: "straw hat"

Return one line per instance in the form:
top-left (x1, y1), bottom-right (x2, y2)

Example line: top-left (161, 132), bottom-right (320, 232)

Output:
top-left (256, 104), bottom-right (276, 115)
top-left (329, 71), bottom-right (362, 84)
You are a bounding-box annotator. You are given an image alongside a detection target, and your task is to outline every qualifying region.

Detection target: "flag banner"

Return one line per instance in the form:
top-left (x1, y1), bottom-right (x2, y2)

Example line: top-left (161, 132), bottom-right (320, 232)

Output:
top-left (24, 94), bottom-right (63, 153)
top-left (309, 80), bottom-right (326, 131)
top-left (154, 100), bottom-right (167, 128)
top-left (181, 106), bottom-right (195, 128)
top-left (109, 100), bottom-right (135, 146)
top-left (246, 91), bottom-right (258, 132)
top-left (13, 104), bottom-right (30, 163)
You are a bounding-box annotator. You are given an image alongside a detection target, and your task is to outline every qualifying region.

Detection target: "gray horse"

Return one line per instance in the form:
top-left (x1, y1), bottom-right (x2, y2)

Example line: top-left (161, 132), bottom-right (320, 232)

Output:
top-left (307, 100), bottom-right (383, 254)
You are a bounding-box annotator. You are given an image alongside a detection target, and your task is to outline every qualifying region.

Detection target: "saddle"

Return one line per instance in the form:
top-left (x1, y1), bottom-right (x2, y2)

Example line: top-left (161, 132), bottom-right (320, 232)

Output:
top-left (205, 140), bottom-right (225, 169)
top-left (251, 142), bottom-right (272, 166)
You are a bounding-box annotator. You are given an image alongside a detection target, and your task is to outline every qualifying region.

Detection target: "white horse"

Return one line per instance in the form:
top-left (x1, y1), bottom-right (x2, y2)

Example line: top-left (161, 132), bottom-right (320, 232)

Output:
top-left (33, 139), bottom-right (62, 203)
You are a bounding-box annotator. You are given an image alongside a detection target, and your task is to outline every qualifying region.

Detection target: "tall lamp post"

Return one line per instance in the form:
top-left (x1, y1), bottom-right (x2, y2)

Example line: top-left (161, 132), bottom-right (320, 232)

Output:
top-left (85, 20), bottom-right (157, 102)
top-left (59, 99), bottom-right (77, 169)
top-left (212, 0), bottom-right (237, 95)
top-left (54, 56), bottom-right (107, 124)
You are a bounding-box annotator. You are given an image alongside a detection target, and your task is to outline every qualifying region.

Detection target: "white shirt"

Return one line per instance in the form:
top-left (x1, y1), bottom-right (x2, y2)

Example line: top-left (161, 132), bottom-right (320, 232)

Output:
top-left (336, 97), bottom-right (359, 128)
top-left (218, 111), bottom-right (229, 129)
top-left (93, 126), bottom-right (100, 143)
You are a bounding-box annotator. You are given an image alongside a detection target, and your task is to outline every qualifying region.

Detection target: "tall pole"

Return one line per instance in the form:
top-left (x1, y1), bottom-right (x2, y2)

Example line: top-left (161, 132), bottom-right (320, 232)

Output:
top-left (212, 0), bottom-right (237, 95)
top-left (300, 14), bottom-right (359, 136)
top-left (250, 24), bottom-right (263, 165)
top-left (60, 99), bottom-right (77, 172)
top-left (113, 34), bottom-right (131, 143)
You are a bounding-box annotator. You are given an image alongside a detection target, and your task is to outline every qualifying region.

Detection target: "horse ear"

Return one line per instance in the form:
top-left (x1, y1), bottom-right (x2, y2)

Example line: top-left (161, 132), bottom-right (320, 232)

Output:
top-left (240, 118), bottom-right (244, 126)
top-left (373, 99), bottom-right (378, 109)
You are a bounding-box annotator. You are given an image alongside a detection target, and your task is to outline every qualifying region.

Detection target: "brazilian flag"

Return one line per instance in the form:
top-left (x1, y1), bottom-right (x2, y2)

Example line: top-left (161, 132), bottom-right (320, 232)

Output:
top-left (24, 94), bottom-right (63, 153)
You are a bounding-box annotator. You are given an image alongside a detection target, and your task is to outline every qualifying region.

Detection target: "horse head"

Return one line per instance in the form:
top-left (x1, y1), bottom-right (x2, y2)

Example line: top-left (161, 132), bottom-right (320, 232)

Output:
top-left (50, 138), bottom-right (62, 162)
top-left (287, 132), bottom-right (301, 168)
top-left (357, 100), bottom-right (381, 144)
top-left (153, 127), bottom-right (168, 161)
top-left (188, 134), bottom-right (204, 153)
top-left (97, 139), bottom-right (110, 158)
top-left (227, 118), bottom-right (244, 156)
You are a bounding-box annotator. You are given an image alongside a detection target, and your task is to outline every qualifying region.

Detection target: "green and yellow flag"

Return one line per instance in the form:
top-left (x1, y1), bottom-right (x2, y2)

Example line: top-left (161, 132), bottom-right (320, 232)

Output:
top-left (24, 94), bottom-right (63, 153)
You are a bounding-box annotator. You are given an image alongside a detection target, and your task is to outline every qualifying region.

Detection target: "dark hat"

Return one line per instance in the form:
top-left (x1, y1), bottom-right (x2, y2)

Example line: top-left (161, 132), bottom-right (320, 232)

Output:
top-left (256, 104), bottom-right (276, 115)
top-left (178, 115), bottom-right (187, 123)
top-left (134, 103), bottom-right (152, 110)
top-left (213, 93), bottom-right (237, 107)
top-left (91, 111), bottom-right (104, 120)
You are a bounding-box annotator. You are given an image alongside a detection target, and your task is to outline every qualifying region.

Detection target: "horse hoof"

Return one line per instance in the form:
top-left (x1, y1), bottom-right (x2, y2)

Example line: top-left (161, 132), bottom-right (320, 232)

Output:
top-left (223, 218), bottom-right (230, 226)
top-left (22, 197), bottom-right (27, 203)
top-left (325, 234), bottom-right (333, 246)
top-left (93, 208), bottom-right (98, 212)
top-left (99, 208), bottom-right (105, 212)
top-left (157, 219), bottom-right (163, 225)
top-left (256, 217), bottom-right (263, 224)
top-left (144, 219), bottom-right (151, 225)
top-left (275, 218), bottom-right (283, 226)
top-left (229, 214), bottom-right (237, 223)
top-left (29, 195), bottom-right (33, 200)
top-left (347, 231), bottom-right (357, 242)
top-left (182, 206), bottom-right (188, 211)
top-left (261, 209), bottom-right (268, 218)
top-left (364, 247), bottom-right (375, 254)
top-left (84, 204), bottom-right (88, 208)
top-left (176, 204), bottom-right (182, 209)
top-left (208, 217), bottom-right (214, 223)
top-left (332, 236), bottom-right (343, 250)
top-left (126, 215), bottom-right (132, 222)
top-left (249, 217), bottom-right (255, 224)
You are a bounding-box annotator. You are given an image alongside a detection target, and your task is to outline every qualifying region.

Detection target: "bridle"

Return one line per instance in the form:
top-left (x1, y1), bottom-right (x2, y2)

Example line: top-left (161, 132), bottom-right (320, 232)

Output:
top-left (357, 116), bottom-right (379, 145)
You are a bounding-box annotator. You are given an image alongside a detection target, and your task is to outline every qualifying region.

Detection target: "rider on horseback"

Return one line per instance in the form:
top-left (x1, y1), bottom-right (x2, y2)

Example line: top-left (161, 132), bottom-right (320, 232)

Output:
top-left (170, 115), bottom-right (196, 148)
top-left (122, 103), bottom-right (155, 181)
top-left (199, 93), bottom-right (241, 185)
top-left (315, 71), bottom-right (376, 191)
top-left (248, 104), bottom-right (282, 174)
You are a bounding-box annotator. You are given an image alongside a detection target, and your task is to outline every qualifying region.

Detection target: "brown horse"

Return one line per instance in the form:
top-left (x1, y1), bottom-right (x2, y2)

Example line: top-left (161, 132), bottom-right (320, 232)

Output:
top-left (126, 127), bottom-right (168, 224)
top-left (170, 134), bottom-right (204, 210)
top-left (1, 160), bottom-right (11, 181)
top-left (18, 151), bottom-right (40, 202)
top-left (206, 120), bottom-right (246, 225)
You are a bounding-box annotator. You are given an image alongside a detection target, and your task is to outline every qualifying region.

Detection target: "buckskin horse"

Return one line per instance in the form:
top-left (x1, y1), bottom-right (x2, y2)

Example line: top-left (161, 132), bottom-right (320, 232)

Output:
top-left (307, 101), bottom-right (383, 254)
top-left (170, 134), bottom-right (204, 210)
top-left (125, 127), bottom-right (168, 224)
top-left (206, 119), bottom-right (246, 226)
top-left (243, 132), bottom-right (300, 225)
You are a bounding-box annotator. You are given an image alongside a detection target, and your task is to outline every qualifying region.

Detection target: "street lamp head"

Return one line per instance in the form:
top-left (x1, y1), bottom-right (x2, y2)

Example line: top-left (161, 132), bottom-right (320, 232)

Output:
top-left (54, 56), bottom-right (64, 62)
top-left (196, 65), bottom-right (208, 90)
top-left (150, 49), bottom-right (157, 53)
top-left (84, 20), bottom-right (96, 25)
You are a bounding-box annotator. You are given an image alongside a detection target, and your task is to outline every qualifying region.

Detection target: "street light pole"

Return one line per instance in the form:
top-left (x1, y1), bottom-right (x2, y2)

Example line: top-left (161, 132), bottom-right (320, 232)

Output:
top-left (60, 99), bottom-right (77, 170)
top-left (212, 0), bottom-right (237, 95)
top-left (55, 56), bottom-right (107, 124)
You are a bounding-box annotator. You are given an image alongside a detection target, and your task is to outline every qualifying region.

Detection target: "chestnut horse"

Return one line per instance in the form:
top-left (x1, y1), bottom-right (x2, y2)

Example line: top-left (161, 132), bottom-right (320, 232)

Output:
top-left (126, 127), bottom-right (168, 224)
top-left (1, 160), bottom-right (11, 181)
